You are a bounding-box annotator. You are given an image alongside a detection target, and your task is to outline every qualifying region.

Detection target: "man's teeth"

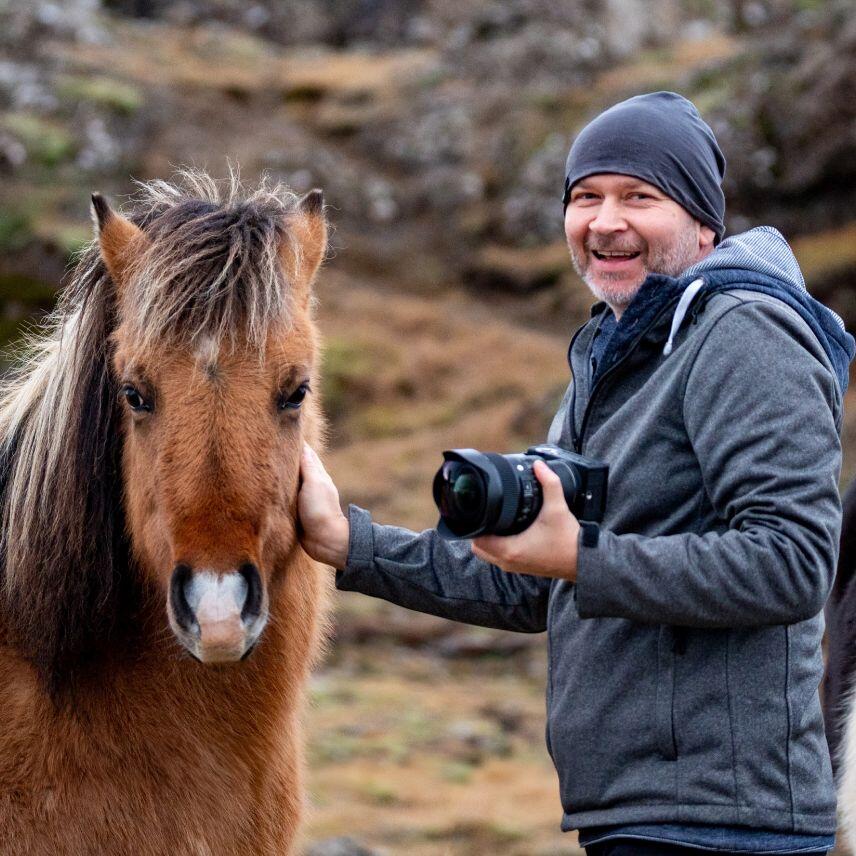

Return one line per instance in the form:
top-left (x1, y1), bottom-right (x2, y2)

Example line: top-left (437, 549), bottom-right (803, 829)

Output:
top-left (595, 251), bottom-right (639, 258)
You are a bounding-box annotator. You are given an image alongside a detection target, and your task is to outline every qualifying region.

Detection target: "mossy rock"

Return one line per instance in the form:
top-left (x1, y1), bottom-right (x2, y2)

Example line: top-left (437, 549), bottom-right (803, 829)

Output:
top-left (0, 210), bottom-right (35, 253)
top-left (56, 75), bottom-right (145, 116)
top-left (1, 114), bottom-right (76, 167)
top-left (321, 337), bottom-right (392, 422)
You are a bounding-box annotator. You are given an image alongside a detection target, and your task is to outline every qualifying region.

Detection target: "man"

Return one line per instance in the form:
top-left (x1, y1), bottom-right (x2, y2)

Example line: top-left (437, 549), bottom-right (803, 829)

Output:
top-left (298, 92), bottom-right (855, 855)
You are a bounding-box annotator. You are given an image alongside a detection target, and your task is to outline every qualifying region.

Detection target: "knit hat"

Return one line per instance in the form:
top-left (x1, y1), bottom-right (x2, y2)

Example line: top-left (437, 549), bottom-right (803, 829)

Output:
top-left (563, 92), bottom-right (727, 243)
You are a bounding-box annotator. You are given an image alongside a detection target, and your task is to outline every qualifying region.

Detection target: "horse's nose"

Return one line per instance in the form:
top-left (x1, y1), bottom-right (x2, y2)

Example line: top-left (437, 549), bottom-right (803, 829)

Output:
top-left (169, 563), bottom-right (267, 663)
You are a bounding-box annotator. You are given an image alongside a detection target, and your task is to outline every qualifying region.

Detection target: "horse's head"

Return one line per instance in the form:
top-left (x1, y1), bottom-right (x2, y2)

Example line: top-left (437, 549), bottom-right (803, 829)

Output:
top-left (91, 179), bottom-right (326, 664)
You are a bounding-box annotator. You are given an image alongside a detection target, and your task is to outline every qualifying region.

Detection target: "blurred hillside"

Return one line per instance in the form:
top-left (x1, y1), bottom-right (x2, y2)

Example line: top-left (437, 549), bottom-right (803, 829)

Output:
top-left (1, 1), bottom-right (855, 853)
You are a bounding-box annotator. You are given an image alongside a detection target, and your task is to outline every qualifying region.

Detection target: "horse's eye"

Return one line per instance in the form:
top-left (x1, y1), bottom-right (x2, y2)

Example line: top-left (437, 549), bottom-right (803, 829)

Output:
top-left (279, 383), bottom-right (309, 412)
top-left (122, 384), bottom-right (151, 413)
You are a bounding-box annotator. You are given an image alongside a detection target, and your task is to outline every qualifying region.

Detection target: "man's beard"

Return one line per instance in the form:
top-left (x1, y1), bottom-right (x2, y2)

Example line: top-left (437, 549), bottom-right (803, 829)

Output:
top-left (571, 228), bottom-right (701, 312)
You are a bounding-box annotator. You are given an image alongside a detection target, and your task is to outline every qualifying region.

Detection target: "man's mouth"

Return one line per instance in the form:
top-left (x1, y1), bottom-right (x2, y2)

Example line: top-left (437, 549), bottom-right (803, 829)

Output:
top-left (591, 250), bottom-right (641, 261)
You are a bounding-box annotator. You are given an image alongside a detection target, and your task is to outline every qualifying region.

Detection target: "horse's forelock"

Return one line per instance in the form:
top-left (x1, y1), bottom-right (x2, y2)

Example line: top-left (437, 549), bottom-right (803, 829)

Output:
top-left (123, 173), bottom-right (303, 353)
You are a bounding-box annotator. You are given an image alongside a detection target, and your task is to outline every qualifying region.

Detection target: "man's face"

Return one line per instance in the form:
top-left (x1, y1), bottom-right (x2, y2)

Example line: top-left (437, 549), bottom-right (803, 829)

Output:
top-left (564, 173), bottom-right (715, 315)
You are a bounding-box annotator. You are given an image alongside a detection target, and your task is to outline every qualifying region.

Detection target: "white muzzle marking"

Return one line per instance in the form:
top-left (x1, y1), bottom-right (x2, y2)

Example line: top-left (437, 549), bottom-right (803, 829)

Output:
top-left (184, 571), bottom-right (249, 663)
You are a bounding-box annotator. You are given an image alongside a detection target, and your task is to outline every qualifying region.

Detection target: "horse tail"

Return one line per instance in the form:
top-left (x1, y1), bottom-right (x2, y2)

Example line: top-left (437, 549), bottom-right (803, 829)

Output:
top-left (823, 478), bottom-right (856, 777)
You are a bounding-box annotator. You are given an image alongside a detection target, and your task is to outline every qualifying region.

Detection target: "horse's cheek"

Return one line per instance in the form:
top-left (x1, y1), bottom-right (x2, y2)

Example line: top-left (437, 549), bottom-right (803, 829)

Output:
top-left (123, 430), bottom-right (170, 573)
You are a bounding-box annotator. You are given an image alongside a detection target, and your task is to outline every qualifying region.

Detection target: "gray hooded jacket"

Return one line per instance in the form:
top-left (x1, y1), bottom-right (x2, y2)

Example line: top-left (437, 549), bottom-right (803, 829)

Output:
top-left (337, 228), bottom-right (847, 835)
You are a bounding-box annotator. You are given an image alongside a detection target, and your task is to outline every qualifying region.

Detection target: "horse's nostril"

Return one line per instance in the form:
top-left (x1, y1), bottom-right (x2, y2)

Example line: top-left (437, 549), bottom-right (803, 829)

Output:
top-left (170, 564), bottom-right (196, 631)
top-left (239, 563), bottom-right (262, 621)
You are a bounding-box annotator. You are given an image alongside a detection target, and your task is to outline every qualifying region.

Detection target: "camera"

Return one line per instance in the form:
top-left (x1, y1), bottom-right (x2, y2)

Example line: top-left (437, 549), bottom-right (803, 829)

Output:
top-left (432, 444), bottom-right (608, 540)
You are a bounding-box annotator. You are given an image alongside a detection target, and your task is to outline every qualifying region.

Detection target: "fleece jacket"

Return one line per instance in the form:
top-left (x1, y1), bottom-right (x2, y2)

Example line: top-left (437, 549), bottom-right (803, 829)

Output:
top-left (336, 227), bottom-right (851, 835)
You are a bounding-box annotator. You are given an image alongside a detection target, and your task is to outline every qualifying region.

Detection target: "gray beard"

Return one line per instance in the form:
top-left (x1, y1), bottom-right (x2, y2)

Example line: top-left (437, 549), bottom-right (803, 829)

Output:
top-left (572, 229), bottom-right (701, 312)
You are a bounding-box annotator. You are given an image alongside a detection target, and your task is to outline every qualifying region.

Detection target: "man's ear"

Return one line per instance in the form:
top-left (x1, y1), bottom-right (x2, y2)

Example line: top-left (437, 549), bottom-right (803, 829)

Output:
top-left (699, 224), bottom-right (716, 254)
top-left (90, 193), bottom-right (148, 290)
top-left (280, 190), bottom-right (327, 308)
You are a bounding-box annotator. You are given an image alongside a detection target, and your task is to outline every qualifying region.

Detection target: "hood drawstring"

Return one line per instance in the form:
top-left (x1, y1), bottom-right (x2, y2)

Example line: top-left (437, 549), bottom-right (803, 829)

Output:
top-left (663, 278), bottom-right (705, 356)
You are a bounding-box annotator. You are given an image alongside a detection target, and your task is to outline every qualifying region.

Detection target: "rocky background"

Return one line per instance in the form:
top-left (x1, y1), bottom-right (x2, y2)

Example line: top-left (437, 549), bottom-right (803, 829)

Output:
top-left (1, 1), bottom-right (855, 853)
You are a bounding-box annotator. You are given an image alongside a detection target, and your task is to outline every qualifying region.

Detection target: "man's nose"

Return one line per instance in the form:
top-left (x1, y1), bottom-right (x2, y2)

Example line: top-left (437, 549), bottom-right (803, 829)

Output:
top-left (588, 198), bottom-right (627, 235)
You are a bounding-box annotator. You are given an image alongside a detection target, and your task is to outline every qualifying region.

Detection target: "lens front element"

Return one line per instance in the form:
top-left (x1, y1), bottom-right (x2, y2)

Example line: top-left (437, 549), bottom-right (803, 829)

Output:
top-left (440, 462), bottom-right (486, 529)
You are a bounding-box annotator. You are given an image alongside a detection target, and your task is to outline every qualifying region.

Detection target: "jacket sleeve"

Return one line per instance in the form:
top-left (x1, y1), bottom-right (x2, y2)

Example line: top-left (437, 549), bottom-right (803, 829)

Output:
top-left (335, 505), bottom-right (551, 632)
top-left (574, 297), bottom-right (843, 628)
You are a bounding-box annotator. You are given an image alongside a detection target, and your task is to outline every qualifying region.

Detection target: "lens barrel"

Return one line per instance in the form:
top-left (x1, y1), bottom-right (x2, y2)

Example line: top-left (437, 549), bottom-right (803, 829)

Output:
top-left (433, 445), bottom-right (607, 540)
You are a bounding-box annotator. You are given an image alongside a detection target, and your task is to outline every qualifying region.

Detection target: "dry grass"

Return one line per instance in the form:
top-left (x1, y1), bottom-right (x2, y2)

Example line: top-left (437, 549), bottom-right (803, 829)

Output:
top-left (315, 270), bottom-right (571, 528)
top-left (792, 222), bottom-right (856, 282)
top-left (303, 649), bottom-right (582, 855)
top-left (595, 33), bottom-right (739, 96)
top-left (51, 22), bottom-right (437, 102)
top-left (300, 273), bottom-right (582, 853)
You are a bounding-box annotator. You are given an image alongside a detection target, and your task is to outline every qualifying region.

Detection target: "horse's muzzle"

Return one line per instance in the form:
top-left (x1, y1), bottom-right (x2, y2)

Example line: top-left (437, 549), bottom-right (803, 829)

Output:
top-left (169, 563), bottom-right (267, 663)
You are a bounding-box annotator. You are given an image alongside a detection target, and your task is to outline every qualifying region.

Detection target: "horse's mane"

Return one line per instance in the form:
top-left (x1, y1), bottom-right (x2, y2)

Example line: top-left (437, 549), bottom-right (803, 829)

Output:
top-left (0, 170), bottom-right (303, 692)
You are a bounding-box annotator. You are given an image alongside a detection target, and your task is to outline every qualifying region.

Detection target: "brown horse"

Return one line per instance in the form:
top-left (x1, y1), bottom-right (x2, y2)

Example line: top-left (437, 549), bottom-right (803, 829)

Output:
top-left (0, 171), bottom-right (331, 854)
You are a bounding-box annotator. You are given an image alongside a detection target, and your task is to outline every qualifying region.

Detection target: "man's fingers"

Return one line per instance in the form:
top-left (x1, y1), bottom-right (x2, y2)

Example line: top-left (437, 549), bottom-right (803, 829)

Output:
top-left (301, 443), bottom-right (326, 477)
top-left (534, 460), bottom-right (566, 506)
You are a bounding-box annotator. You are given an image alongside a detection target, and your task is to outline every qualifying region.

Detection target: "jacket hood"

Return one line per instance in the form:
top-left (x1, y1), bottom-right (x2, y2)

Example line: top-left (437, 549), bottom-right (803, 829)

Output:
top-left (684, 226), bottom-right (809, 291)
top-left (675, 227), bottom-right (855, 393)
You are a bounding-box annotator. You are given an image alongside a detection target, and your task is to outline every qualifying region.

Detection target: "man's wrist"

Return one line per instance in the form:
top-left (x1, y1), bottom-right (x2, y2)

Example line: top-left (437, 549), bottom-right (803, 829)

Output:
top-left (306, 513), bottom-right (350, 569)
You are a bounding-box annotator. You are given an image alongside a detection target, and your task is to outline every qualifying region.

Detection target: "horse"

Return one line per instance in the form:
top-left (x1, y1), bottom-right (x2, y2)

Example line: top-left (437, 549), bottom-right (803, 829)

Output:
top-left (823, 478), bottom-right (856, 850)
top-left (0, 170), bottom-right (331, 855)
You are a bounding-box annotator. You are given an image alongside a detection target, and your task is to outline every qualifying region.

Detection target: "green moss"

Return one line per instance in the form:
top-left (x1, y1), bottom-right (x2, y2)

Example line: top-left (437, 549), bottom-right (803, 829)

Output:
top-left (690, 82), bottom-right (733, 115)
top-left (320, 337), bottom-right (376, 419)
top-left (421, 819), bottom-right (526, 846)
top-left (416, 67), bottom-right (448, 90)
top-left (358, 779), bottom-right (399, 806)
top-left (353, 404), bottom-right (405, 439)
top-left (56, 75), bottom-right (145, 115)
top-left (54, 225), bottom-right (93, 259)
top-left (0, 277), bottom-right (56, 308)
top-left (309, 732), bottom-right (364, 765)
top-left (527, 90), bottom-right (563, 113)
top-left (439, 761), bottom-right (475, 784)
top-left (0, 210), bottom-right (34, 253)
top-left (2, 113), bottom-right (76, 167)
top-left (282, 84), bottom-right (326, 104)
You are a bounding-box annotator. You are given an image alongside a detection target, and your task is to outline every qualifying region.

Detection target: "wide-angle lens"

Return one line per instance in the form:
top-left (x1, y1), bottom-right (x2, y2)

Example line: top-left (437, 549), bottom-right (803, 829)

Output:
top-left (451, 469), bottom-right (484, 518)
top-left (440, 462), bottom-right (485, 525)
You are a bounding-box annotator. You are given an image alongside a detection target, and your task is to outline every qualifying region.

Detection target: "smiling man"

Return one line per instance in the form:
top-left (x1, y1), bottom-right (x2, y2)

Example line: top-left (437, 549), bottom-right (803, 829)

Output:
top-left (566, 173), bottom-right (714, 312)
top-left (298, 92), bottom-right (855, 855)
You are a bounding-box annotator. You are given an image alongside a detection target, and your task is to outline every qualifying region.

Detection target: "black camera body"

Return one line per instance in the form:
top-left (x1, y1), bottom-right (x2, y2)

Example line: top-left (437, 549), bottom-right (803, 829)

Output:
top-left (432, 443), bottom-right (609, 540)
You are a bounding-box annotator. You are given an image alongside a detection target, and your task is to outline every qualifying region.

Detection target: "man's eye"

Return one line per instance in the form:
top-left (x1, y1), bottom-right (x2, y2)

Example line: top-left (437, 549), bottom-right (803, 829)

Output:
top-left (278, 383), bottom-right (310, 411)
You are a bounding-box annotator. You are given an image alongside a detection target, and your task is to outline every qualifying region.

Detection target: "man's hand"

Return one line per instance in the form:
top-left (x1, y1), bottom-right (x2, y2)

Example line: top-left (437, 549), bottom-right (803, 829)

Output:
top-left (298, 444), bottom-right (350, 569)
top-left (472, 460), bottom-right (580, 581)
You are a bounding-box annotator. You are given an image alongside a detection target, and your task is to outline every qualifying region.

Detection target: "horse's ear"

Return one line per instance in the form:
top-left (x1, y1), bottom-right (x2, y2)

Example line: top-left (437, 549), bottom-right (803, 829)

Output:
top-left (281, 189), bottom-right (327, 307)
top-left (90, 193), bottom-right (148, 290)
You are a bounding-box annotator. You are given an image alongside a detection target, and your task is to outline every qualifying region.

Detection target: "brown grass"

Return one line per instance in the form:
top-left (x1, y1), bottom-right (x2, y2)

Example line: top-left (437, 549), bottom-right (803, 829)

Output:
top-left (51, 21), bottom-right (437, 101)
top-left (303, 651), bottom-right (582, 855)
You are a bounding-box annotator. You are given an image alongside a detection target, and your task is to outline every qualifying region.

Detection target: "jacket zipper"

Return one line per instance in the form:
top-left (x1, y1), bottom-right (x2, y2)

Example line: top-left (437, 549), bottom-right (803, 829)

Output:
top-left (573, 300), bottom-right (679, 453)
top-left (572, 300), bottom-right (691, 668)
top-left (565, 324), bottom-right (587, 452)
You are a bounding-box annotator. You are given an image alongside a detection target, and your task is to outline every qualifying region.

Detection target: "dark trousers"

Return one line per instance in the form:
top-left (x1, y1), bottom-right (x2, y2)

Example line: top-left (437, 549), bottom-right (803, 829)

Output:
top-left (584, 840), bottom-right (828, 856)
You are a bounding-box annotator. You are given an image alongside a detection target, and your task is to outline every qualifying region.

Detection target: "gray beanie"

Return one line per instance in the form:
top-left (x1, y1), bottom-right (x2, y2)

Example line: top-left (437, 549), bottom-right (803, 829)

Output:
top-left (563, 91), bottom-right (727, 244)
